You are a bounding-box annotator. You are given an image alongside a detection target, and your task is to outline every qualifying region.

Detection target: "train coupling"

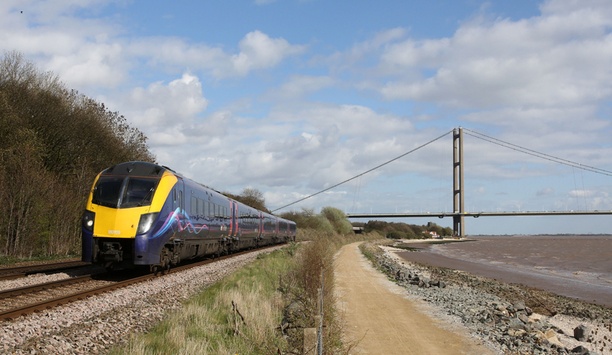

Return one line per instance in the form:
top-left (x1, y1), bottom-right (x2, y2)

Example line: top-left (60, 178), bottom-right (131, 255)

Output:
top-left (99, 241), bottom-right (124, 263)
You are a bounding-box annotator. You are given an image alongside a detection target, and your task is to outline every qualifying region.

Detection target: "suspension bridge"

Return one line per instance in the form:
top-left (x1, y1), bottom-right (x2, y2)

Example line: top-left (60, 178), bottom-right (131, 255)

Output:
top-left (274, 127), bottom-right (612, 237)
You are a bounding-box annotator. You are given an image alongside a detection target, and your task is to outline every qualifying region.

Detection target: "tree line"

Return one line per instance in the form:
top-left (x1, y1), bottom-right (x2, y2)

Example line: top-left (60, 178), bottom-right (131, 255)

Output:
top-left (0, 52), bottom-right (155, 258)
top-left (356, 220), bottom-right (454, 239)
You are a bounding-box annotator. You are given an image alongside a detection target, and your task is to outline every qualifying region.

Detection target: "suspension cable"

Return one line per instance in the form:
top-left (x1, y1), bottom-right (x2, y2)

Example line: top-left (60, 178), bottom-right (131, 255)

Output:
top-left (463, 128), bottom-right (612, 177)
top-left (272, 129), bottom-right (454, 212)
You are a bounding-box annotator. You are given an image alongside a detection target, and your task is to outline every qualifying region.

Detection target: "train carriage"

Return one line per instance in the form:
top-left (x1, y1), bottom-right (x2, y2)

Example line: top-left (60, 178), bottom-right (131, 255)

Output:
top-left (82, 161), bottom-right (296, 271)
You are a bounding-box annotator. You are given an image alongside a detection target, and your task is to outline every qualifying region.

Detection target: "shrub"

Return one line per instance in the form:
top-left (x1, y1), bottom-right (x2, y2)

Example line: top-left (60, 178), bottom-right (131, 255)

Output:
top-left (320, 207), bottom-right (353, 235)
top-left (386, 230), bottom-right (407, 239)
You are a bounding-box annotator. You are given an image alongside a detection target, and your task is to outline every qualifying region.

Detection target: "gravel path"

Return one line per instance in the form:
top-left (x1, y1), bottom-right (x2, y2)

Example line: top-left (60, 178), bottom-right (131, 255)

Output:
top-left (335, 242), bottom-right (494, 354)
top-left (0, 247), bottom-right (283, 354)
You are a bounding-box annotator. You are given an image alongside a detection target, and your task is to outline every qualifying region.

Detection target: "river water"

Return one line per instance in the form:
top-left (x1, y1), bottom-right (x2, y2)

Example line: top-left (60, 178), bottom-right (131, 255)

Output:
top-left (395, 235), bottom-right (612, 307)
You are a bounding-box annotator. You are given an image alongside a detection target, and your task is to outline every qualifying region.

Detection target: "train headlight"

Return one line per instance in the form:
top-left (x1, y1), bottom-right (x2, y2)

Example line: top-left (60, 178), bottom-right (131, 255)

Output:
top-left (83, 210), bottom-right (95, 232)
top-left (137, 213), bottom-right (158, 234)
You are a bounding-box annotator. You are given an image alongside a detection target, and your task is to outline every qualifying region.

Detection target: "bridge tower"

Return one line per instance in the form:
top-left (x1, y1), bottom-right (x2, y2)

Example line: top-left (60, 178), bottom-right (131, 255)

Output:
top-left (453, 127), bottom-right (465, 237)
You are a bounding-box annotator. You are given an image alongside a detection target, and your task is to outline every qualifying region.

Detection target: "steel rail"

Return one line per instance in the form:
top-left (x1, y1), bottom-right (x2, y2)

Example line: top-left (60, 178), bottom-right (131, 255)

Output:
top-left (0, 243), bottom-right (284, 321)
top-left (0, 261), bottom-right (88, 281)
top-left (0, 274), bottom-right (95, 300)
top-left (0, 274), bottom-right (153, 321)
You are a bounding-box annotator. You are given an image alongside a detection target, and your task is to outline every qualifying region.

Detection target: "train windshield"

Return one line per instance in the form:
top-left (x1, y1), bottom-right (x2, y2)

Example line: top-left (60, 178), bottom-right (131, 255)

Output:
top-left (92, 176), bottom-right (160, 208)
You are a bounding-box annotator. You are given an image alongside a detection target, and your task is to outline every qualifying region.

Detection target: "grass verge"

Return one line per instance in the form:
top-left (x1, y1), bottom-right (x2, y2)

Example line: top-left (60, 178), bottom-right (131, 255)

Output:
top-left (0, 254), bottom-right (80, 266)
top-left (111, 230), bottom-right (381, 354)
top-left (111, 245), bottom-right (297, 355)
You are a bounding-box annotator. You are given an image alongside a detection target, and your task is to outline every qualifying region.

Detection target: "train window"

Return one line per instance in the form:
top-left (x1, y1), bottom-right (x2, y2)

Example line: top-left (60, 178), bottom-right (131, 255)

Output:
top-left (191, 196), bottom-right (197, 215)
top-left (123, 178), bottom-right (157, 208)
top-left (92, 176), bottom-right (124, 208)
top-left (93, 176), bottom-right (158, 208)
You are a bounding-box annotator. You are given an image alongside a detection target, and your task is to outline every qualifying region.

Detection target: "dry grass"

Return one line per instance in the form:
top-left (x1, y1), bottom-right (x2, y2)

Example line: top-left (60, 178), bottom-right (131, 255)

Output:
top-left (112, 246), bottom-right (295, 355)
top-left (111, 230), bottom-right (381, 355)
top-left (285, 229), bottom-right (381, 353)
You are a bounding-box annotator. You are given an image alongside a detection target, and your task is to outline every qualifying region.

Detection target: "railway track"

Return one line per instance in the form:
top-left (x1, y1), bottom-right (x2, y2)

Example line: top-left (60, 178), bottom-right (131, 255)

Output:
top-left (0, 245), bottom-right (280, 321)
top-left (0, 260), bottom-right (88, 281)
top-left (0, 274), bottom-right (116, 320)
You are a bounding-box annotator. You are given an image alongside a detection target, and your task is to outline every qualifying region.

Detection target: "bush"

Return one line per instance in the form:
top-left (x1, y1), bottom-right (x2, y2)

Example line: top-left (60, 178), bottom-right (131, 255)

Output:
top-left (280, 207), bottom-right (351, 236)
top-left (386, 230), bottom-right (407, 239)
top-left (320, 207), bottom-right (353, 235)
top-left (363, 220), bottom-right (451, 239)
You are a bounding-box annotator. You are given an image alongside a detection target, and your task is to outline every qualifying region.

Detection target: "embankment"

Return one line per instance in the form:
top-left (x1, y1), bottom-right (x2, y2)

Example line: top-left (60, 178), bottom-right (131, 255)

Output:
top-left (360, 241), bottom-right (612, 354)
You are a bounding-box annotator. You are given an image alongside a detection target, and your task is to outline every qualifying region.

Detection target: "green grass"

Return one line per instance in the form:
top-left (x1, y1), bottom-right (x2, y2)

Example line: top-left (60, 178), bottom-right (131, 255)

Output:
top-left (111, 230), bottom-right (382, 355)
top-left (111, 245), bottom-right (298, 355)
top-left (0, 254), bottom-right (80, 266)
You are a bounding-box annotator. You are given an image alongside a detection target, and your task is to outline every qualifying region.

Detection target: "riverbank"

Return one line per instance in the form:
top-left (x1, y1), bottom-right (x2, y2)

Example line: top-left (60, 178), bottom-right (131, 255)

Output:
top-left (361, 241), bottom-right (611, 354)
top-left (394, 235), bottom-right (612, 307)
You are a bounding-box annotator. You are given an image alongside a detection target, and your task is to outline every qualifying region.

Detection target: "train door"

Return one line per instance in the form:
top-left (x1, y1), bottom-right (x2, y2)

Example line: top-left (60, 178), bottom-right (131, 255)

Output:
top-left (229, 200), bottom-right (239, 237)
top-left (259, 212), bottom-right (264, 238)
top-left (173, 178), bottom-right (185, 213)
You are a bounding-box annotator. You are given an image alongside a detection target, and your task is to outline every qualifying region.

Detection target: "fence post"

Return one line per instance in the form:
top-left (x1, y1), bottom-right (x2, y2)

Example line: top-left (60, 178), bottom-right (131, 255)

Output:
top-left (317, 269), bottom-right (324, 355)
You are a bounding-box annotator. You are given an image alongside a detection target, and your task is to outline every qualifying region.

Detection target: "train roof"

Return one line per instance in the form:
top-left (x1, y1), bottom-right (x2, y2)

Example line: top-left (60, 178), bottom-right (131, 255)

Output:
top-left (101, 161), bottom-right (168, 177)
top-left (100, 162), bottom-right (294, 222)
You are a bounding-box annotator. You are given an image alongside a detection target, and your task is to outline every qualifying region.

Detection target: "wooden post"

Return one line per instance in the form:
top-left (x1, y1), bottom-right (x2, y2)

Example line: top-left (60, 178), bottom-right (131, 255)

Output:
top-left (304, 327), bottom-right (317, 355)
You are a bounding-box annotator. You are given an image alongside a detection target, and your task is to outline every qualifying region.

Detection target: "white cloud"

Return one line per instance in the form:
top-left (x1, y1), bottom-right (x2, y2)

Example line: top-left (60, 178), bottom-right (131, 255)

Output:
top-left (1, 2), bottom-right (307, 91)
top-left (377, 1), bottom-right (612, 109)
top-left (272, 75), bottom-right (334, 99)
top-left (127, 37), bottom-right (227, 74)
top-left (380, 37), bottom-right (449, 70)
top-left (569, 189), bottom-right (597, 198)
top-left (47, 42), bottom-right (125, 87)
top-left (229, 30), bottom-right (306, 76)
top-left (150, 101), bottom-right (426, 199)
top-left (540, 0), bottom-right (612, 18)
top-left (0, 1), bottom-right (126, 89)
top-left (122, 73), bottom-right (208, 137)
top-left (127, 31), bottom-right (305, 79)
top-left (348, 28), bottom-right (407, 64)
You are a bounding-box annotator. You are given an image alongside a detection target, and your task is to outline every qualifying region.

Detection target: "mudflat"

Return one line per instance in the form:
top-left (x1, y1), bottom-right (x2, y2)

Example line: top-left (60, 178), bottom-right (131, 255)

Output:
top-left (334, 242), bottom-right (493, 354)
top-left (395, 236), bottom-right (612, 307)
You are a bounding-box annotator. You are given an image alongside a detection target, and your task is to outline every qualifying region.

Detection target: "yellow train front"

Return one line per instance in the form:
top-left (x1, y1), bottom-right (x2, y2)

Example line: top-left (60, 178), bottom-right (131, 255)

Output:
top-left (81, 161), bottom-right (296, 271)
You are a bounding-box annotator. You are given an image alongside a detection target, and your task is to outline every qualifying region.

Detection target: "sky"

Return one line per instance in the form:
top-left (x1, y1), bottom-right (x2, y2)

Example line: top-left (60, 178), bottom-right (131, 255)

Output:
top-left (2, 0), bottom-right (612, 235)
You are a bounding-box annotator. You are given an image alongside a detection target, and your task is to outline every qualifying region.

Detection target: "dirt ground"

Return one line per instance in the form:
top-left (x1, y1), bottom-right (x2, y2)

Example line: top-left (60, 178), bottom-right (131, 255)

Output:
top-left (334, 242), bottom-right (494, 355)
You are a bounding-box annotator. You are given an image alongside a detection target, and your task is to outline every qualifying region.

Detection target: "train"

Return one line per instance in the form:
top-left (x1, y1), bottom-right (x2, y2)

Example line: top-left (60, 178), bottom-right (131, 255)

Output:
top-left (81, 161), bottom-right (296, 272)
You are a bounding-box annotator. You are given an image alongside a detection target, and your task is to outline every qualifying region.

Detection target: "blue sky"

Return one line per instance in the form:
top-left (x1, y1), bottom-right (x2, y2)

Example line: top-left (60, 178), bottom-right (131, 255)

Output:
top-left (2, 0), bottom-right (612, 235)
